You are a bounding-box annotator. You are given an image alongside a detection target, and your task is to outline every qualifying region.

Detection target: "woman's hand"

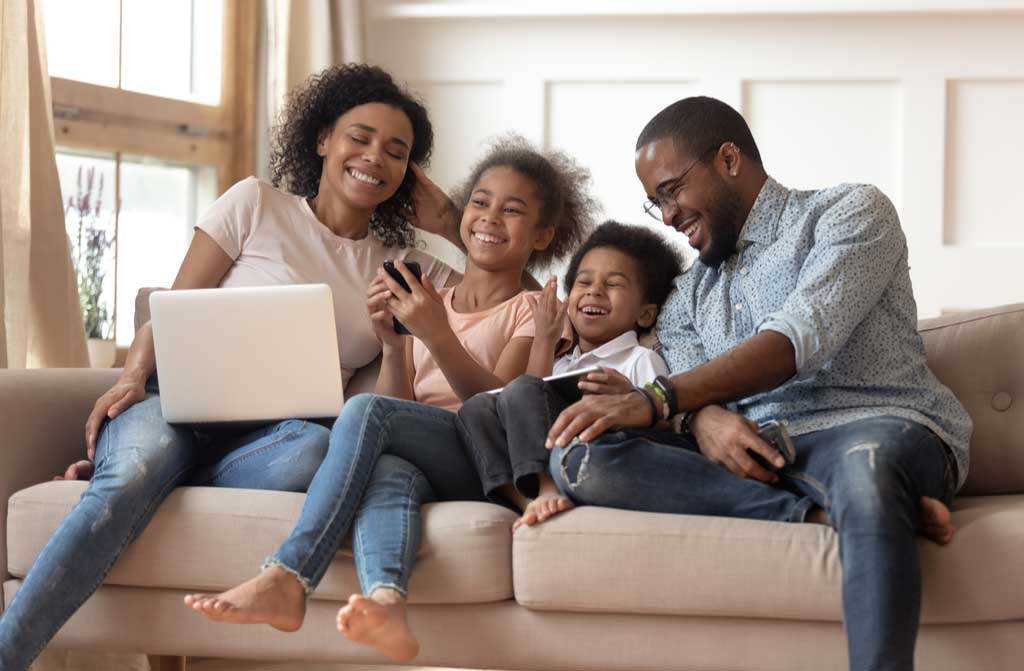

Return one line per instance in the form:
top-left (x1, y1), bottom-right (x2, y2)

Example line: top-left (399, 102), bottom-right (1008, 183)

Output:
top-left (577, 368), bottom-right (633, 396)
top-left (84, 377), bottom-right (147, 459)
top-left (526, 276), bottom-right (567, 349)
top-left (380, 260), bottom-right (452, 346)
top-left (408, 163), bottom-right (460, 245)
top-left (366, 272), bottom-right (406, 349)
top-left (53, 460), bottom-right (95, 481)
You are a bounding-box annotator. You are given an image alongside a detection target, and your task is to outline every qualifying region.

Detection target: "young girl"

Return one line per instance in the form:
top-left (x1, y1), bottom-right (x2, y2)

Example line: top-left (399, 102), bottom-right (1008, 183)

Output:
top-left (456, 220), bottom-right (684, 529)
top-left (183, 136), bottom-right (596, 662)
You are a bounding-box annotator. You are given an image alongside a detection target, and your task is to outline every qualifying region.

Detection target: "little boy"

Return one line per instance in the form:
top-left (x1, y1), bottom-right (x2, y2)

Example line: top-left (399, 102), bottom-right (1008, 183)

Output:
top-left (455, 220), bottom-right (683, 528)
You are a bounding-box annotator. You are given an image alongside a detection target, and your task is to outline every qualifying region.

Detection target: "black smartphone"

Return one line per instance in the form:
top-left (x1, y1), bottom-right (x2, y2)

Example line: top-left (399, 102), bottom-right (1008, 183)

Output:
top-left (382, 260), bottom-right (422, 335)
top-left (748, 420), bottom-right (797, 472)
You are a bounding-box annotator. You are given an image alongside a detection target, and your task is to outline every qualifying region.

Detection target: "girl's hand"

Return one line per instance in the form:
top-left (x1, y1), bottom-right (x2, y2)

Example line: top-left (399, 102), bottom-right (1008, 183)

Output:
top-left (408, 163), bottom-right (460, 243)
top-left (526, 276), bottom-right (567, 348)
top-left (380, 260), bottom-right (451, 345)
top-left (366, 273), bottom-right (405, 349)
top-left (577, 368), bottom-right (633, 396)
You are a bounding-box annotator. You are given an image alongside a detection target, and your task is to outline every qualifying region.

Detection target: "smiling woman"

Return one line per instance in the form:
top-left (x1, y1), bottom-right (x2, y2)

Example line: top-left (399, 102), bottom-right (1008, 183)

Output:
top-left (0, 63), bottom-right (463, 671)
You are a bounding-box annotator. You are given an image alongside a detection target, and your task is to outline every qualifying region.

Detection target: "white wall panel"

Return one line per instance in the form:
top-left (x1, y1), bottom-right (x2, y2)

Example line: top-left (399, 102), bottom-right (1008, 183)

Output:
top-left (546, 81), bottom-right (701, 227)
top-left (745, 81), bottom-right (903, 211)
top-left (945, 79), bottom-right (1024, 247)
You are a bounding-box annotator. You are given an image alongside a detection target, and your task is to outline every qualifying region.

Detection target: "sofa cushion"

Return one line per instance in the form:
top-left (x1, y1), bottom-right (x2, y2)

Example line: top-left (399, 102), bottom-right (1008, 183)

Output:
top-left (918, 303), bottom-right (1024, 496)
top-left (513, 496), bottom-right (1024, 624)
top-left (8, 482), bottom-right (515, 604)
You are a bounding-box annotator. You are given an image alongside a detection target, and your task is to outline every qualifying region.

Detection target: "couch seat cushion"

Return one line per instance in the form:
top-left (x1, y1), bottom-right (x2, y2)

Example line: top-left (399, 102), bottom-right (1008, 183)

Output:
top-left (8, 482), bottom-right (515, 604)
top-left (513, 496), bottom-right (1024, 624)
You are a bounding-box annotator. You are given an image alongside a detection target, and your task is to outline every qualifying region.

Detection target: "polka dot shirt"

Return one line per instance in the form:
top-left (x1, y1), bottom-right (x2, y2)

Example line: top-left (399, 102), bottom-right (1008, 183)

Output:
top-left (656, 177), bottom-right (972, 490)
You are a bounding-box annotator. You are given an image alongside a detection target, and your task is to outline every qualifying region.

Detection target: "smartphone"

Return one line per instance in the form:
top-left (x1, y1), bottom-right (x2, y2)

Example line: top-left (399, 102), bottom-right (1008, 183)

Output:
top-left (382, 260), bottom-right (422, 335)
top-left (748, 420), bottom-right (797, 471)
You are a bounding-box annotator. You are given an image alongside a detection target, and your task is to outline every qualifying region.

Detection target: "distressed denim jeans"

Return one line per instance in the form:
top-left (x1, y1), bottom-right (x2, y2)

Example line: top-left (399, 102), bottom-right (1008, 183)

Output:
top-left (266, 394), bottom-right (484, 598)
top-left (0, 394), bottom-right (331, 671)
top-left (550, 415), bottom-right (955, 671)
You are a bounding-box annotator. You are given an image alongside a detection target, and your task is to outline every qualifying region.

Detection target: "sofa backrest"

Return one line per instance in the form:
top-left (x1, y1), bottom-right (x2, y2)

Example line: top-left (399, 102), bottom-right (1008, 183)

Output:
top-left (919, 303), bottom-right (1024, 496)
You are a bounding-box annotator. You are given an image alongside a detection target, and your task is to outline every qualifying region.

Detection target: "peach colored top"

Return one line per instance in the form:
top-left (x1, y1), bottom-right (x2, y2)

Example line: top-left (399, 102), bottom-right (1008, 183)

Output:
top-left (196, 177), bottom-right (451, 389)
top-left (412, 288), bottom-right (539, 411)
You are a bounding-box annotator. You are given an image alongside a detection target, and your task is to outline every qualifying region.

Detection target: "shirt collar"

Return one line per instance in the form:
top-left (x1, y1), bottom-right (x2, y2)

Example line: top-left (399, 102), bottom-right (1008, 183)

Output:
top-left (568, 330), bottom-right (640, 362)
top-left (739, 176), bottom-right (789, 246)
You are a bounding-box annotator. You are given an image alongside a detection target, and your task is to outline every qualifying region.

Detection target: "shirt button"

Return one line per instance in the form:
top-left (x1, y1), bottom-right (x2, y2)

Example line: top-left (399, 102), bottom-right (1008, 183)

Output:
top-left (740, 267), bottom-right (749, 275)
top-left (735, 303), bottom-right (744, 312)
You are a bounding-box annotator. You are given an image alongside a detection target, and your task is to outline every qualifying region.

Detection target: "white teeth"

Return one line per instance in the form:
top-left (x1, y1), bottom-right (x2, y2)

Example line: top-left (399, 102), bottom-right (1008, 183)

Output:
top-left (349, 168), bottom-right (382, 185)
top-left (473, 231), bottom-right (505, 245)
top-left (581, 306), bottom-right (609, 315)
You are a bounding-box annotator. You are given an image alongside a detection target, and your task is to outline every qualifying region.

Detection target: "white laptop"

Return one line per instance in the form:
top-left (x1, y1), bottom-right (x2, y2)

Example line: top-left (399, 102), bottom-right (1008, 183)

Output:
top-left (150, 284), bottom-right (343, 424)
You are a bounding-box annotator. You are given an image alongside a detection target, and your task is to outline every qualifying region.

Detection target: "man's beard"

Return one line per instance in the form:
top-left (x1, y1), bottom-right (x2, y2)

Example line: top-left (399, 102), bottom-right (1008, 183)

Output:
top-left (698, 180), bottom-right (743, 269)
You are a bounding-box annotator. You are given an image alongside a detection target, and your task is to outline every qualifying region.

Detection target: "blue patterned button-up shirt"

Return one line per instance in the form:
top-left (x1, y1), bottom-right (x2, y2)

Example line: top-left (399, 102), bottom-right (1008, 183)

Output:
top-left (657, 177), bottom-right (972, 490)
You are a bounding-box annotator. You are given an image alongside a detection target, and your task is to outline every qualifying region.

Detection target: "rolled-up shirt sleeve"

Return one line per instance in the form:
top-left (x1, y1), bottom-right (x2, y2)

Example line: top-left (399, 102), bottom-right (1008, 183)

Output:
top-left (756, 186), bottom-right (904, 377)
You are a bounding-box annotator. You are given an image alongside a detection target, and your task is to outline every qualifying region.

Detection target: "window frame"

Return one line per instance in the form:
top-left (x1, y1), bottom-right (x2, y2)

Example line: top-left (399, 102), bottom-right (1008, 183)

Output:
top-left (50, 0), bottom-right (258, 362)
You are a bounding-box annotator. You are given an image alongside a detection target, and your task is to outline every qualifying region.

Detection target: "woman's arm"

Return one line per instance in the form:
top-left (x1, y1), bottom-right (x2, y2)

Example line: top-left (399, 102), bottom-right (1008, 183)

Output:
top-left (84, 229), bottom-right (233, 456)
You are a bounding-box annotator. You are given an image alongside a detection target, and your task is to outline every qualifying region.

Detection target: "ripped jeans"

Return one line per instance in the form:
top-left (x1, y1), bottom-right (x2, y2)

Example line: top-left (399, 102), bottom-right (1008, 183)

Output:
top-left (0, 394), bottom-right (331, 671)
top-left (550, 415), bottom-right (956, 671)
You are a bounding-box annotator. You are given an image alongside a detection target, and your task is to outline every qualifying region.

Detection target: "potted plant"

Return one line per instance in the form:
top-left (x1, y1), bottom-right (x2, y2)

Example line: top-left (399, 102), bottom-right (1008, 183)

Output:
top-left (66, 165), bottom-right (116, 367)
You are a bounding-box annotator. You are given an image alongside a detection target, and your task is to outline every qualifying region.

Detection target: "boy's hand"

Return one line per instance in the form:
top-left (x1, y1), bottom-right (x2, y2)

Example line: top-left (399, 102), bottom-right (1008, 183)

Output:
top-left (526, 276), bottom-right (567, 347)
top-left (366, 273), bottom-right (405, 348)
top-left (576, 368), bottom-right (633, 396)
top-left (380, 261), bottom-right (451, 346)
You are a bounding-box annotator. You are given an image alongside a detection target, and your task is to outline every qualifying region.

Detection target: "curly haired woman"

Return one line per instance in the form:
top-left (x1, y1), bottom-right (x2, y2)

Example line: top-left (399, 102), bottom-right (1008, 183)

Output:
top-left (0, 64), bottom-right (461, 671)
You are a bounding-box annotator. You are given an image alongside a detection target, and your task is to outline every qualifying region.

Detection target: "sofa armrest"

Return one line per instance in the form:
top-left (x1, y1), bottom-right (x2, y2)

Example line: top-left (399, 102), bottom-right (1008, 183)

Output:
top-left (0, 369), bottom-right (120, 590)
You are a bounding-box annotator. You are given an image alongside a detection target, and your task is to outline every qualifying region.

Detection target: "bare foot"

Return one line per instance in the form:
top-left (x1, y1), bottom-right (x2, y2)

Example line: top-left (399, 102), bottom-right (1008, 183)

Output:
top-left (804, 497), bottom-right (956, 545)
top-left (53, 460), bottom-right (94, 481)
top-left (513, 474), bottom-right (574, 531)
top-left (919, 496), bottom-right (956, 545)
top-left (336, 591), bottom-right (419, 662)
top-left (183, 565), bottom-right (306, 631)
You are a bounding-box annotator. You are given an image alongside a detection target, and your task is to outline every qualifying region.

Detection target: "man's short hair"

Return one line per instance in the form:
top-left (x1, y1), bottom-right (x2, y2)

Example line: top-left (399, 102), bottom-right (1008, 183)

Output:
top-left (636, 96), bottom-right (762, 165)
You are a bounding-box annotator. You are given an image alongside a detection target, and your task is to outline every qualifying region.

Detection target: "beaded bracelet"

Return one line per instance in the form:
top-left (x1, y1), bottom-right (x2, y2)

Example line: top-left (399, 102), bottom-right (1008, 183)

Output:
top-left (644, 382), bottom-right (671, 421)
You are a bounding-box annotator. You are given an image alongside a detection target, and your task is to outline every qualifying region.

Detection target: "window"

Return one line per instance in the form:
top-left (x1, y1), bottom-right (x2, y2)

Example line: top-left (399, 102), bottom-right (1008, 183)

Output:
top-left (46, 0), bottom-right (255, 355)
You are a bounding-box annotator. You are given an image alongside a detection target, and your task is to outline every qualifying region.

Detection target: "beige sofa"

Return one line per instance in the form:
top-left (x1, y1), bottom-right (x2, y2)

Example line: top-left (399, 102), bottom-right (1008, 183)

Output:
top-left (2, 303), bottom-right (1022, 671)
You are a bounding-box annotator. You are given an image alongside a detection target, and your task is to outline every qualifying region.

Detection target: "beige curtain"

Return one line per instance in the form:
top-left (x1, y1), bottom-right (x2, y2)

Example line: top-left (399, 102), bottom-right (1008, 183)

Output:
top-left (0, 0), bottom-right (88, 368)
top-left (256, 0), bottom-right (366, 180)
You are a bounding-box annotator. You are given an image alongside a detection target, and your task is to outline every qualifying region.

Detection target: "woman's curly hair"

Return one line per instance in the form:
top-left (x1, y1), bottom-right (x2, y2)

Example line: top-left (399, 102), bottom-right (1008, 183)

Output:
top-left (449, 134), bottom-right (599, 271)
top-left (270, 64), bottom-right (433, 248)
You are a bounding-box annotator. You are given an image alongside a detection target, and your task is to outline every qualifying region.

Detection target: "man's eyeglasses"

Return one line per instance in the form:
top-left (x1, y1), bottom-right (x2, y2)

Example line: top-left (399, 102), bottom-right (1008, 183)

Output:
top-left (642, 145), bottom-right (719, 222)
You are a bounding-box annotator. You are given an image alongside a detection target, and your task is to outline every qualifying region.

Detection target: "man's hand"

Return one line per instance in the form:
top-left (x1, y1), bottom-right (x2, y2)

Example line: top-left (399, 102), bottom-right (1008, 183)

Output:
top-left (690, 405), bottom-right (785, 483)
top-left (546, 391), bottom-right (654, 449)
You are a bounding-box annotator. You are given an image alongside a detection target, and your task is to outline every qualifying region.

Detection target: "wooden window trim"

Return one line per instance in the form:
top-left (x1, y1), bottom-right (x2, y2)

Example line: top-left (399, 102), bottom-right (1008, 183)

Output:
top-left (50, 0), bottom-right (260, 192)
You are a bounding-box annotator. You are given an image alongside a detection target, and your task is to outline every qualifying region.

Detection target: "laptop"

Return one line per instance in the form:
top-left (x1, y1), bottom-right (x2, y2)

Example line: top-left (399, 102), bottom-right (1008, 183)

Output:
top-left (150, 284), bottom-right (344, 424)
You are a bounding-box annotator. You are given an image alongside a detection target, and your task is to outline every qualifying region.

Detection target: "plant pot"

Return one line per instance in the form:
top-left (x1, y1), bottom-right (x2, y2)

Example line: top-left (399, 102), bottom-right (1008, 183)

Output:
top-left (86, 338), bottom-right (117, 368)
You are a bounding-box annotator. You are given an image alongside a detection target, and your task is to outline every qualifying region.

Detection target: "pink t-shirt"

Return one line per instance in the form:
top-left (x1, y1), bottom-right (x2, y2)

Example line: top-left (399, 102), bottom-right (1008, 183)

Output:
top-left (412, 288), bottom-right (539, 411)
top-left (196, 177), bottom-right (452, 388)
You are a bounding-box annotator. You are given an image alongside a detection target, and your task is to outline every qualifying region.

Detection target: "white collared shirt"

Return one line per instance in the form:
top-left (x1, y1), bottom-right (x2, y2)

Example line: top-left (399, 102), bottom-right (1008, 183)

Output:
top-left (552, 331), bottom-right (669, 386)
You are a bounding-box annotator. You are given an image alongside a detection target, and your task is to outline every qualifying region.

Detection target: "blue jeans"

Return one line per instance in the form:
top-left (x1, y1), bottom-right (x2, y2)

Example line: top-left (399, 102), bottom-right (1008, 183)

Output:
top-left (550, 415), bottom-right (955, 671)
top-left (267, 394), bottom-right (483, 597)
top-left (0, 394), bottom-right (330, 671)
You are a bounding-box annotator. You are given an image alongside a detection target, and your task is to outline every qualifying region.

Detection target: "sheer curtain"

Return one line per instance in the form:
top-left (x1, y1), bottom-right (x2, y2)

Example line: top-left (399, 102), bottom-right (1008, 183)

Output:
top-left (0, 0), bottom-right (88, 368)
top-left (255, 0), bottom-right (366, 180)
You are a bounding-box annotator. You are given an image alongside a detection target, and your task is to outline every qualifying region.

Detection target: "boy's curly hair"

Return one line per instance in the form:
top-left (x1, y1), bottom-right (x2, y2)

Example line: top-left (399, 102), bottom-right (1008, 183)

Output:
top-left (449, 134), bottom-right (598, 270)
top-left (564, 220), bottom-right (684, 333)
top-left (270, 64), bottom-right (433, 248)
